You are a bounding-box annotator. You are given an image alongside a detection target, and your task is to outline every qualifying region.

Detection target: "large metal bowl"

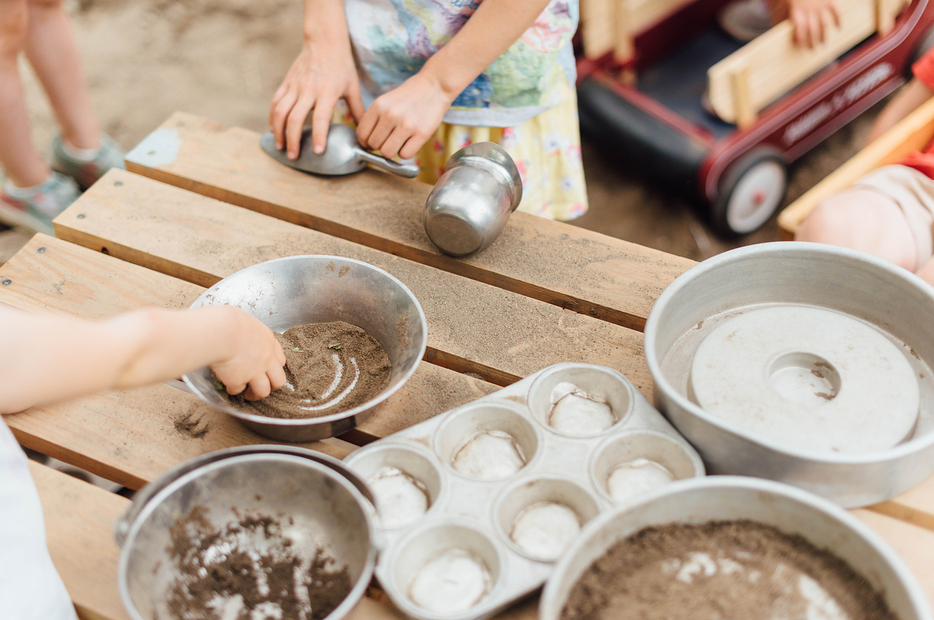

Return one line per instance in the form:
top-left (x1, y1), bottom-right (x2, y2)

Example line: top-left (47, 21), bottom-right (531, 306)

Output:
top-left (117, 452), bottom-right (377, 620)
top-left (540, 477), bottom-right (932, 620)
top-left (183, 255), bottom-right (427, 442)
top-left (644, 242), bottom-right (934, 507)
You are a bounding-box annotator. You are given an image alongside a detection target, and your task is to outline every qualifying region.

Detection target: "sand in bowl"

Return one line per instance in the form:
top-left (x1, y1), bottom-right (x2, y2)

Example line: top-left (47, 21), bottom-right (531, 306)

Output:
top-left (605, 459), bottom-right (676, 503)
top-left (224, 321), bottom-right (391, 419)
top-left (510, 502), bottom-right (581, 561)
top-left (560, 520), bottom-right (898, 620)
top-left (165, 505), bottom-right (352, 620)
top-left (452, 431), bottom-right (527, 480)
top-left (549, 383), bottom-right (615, 435)
top-left (368, 466), bottom-right (430, 529)
top-left (409, 548), bottom-right (492, 614)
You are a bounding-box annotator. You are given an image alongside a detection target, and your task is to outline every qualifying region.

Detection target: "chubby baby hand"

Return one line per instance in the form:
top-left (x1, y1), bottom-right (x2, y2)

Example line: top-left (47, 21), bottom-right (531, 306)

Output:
top-left (357, 73), bottom-right (454, 160)
top-left (211, 309), bottom-right (287, 401)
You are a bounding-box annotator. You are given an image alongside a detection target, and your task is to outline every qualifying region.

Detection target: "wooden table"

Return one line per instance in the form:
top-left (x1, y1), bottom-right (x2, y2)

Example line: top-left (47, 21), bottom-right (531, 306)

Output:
top-left (5, 112), bottom-right (934, 620)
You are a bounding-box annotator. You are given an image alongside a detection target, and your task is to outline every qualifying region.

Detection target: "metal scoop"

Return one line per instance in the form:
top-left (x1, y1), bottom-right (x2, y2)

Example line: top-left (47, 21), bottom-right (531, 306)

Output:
top-left (260, 124), bottom-right (419, 178)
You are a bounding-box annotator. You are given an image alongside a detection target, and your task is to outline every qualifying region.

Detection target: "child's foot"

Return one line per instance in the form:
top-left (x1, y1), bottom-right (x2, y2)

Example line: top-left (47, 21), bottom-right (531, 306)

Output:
top-left (51, 133), bottom-right (125, 189)
top-left (718, 0), bottom-right (772, 42)
top-left (0, 173), bottom-right (81, 236)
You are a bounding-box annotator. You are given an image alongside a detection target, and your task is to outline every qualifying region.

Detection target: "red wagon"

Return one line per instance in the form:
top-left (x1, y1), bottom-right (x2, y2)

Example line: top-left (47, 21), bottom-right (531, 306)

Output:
top-left (577, 0), bottom-right (934, 234)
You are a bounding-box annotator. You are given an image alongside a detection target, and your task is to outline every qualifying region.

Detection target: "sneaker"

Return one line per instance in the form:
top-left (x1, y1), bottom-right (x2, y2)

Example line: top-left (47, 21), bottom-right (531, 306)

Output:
top-left (0, 173), bottom-right (81, 235)
top-left (718, 0), bottom-right (772, 42)
top-left (51, 133), bottom-right (125, 189)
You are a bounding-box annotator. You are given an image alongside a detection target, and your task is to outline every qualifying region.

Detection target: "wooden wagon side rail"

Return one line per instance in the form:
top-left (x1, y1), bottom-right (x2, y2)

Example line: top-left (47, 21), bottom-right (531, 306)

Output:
top-left (707, 0), bottom-right (909, 127)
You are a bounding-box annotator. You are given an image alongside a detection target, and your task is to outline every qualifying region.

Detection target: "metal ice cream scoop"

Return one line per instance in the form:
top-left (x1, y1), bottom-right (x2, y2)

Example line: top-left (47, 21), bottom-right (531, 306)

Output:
top-left (260, 124), bottom-right (419, 178)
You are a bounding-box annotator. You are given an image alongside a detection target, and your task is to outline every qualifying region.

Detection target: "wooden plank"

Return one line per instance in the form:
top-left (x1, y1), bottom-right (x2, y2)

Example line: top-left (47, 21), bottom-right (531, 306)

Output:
top-left (708, 0), bottom-right (877, 123)
top-left (855, 509), bottom-right (934, 608)
top-left (122, 112), bottom-right (693, 332)
top-left (778, 95), bottom-right (934, 237)
top-left (870, 469), bottom-right (934, 533)
top-left (32, 460), bottom-right (131, 620)
top-left (54, 170), bottom-right (656, 397)
top-left (0, 236), bottom-right (498, 471)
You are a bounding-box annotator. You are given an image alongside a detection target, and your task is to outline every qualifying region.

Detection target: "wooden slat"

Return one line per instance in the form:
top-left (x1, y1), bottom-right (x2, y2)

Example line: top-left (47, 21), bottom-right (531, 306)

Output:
top-left (122, 113), bottom-right (692, 332)
top-left (32, 461), bottom-right (131, 620)
top-left (855, 509), bottom-right (934, 607)
top-left (708, 0), bottom-right (879, 124)
top-left (54, 170), bottom-right (655, 397)
top-left (580, 0), bottom-right (615, 59)
top-left (615, 0), bottom-right (697, 62)
top-left (0, 235), bottom-right (498, 472)
top-left (778, 95), bottom-right (934, 238)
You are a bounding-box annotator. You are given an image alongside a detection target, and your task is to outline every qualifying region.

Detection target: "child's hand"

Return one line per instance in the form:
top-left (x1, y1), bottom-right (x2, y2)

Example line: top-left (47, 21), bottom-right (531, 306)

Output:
top-left (356, 73), bottom-right (454, 160)
top-left (270, 40), bottom-right (364, 160)
top-left (773, 0), bottom-right (840, 48)
top-left (211, 310), bottom-right (287, 401)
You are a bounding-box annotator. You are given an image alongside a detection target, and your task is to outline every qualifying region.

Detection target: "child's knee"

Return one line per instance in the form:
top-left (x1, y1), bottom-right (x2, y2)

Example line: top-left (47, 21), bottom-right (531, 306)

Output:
top-left (795, 198), bottom-right (860, 245)
top-left (0, 0), bottom-right (28, 59)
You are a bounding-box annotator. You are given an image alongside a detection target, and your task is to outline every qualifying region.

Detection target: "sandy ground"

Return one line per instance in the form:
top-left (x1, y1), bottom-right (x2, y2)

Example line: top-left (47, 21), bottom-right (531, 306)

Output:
top-left (0, 0), bottom-right (883, 264)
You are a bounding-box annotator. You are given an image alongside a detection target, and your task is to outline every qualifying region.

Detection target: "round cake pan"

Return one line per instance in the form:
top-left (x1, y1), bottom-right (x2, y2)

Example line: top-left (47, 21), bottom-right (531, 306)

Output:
top-left (540, 477), bottom-right (932, 620)
top-left (183, 255), bottom-right (427, 442)
top-left (644, 242), bottom-right (934, 507)
top-left (117, 452), bottom-right (377, 620)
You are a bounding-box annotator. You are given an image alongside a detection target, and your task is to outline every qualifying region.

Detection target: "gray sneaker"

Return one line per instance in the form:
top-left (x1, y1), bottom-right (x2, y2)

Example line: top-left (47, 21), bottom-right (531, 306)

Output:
top-left (52, 133), bottom-right (125, 189)
top-left (0, 172), bottom-right (81, 235)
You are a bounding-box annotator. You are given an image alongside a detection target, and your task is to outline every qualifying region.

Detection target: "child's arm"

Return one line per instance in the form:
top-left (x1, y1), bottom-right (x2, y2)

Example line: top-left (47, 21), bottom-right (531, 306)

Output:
top-left (771, 0), bottom-right (840, 48)
top-left (269, 0), bottom-right (364, 161)
top-left (865, 78), bottom-right (934, 144)
top-left (0, 305), bottom-right (286, 414)
top-left (356, 0), bottom-right (553, 160)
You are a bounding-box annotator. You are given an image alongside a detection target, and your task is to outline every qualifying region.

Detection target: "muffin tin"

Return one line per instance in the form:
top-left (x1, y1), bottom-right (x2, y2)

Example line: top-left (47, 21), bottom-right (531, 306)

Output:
top-left (344, 363), bottom-right (705, 620)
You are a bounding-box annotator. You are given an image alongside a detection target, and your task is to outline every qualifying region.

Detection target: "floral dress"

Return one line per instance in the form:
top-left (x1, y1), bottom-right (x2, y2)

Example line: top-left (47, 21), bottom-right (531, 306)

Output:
top-left (337, 0), bottom-right (588, 221)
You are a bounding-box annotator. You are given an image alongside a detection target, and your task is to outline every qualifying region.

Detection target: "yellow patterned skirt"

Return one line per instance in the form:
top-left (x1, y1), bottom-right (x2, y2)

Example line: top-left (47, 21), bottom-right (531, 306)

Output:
top-left (333, 94), bottom-right (588, 221)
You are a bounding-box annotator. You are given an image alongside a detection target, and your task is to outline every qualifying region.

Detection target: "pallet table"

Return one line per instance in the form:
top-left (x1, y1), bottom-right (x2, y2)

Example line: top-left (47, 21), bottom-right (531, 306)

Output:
top-left (5, 113), bottom-right (934, 619)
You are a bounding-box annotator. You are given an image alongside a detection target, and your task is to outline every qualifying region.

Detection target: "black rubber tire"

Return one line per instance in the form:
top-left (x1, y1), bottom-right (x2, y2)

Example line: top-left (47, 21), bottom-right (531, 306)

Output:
top-left (711, 149), bottom-right (788, 237)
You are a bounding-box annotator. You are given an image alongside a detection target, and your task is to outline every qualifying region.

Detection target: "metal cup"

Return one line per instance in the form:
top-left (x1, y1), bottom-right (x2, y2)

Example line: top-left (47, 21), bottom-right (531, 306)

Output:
top-left (424, 143), bottom-right (523, 257)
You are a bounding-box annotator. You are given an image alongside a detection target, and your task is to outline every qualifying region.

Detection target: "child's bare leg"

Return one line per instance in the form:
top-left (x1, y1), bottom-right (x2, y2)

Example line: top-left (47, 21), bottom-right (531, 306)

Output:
top-left (23, 0), bottom-right (99, 150)
top-left (915, 258), bottom-right (934, 286)
top-left (795, 188), bottom-right (918, 272)
top-left (0, 0), bottom-right (50, 187)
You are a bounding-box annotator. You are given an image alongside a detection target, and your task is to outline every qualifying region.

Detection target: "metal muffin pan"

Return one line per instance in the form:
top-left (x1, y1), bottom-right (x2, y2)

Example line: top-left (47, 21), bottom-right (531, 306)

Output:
top-left (645, 242), bottom-right (934, 507)
top-left (344, 363), bottom-right (705, 620)
top-left (539, 477), bottom-right (933, 620)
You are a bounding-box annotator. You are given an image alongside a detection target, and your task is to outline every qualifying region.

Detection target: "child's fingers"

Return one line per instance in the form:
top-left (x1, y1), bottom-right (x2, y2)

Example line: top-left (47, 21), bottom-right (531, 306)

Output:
top-left (791, 9), bottom-right (808, 46)
top-left (286, 93), bottom-right (316, 160)
top-left (356, 107), bottom-right (378, 148)
top-left (244, 374), bottom-right (272, 401)
top-left (267, 363), bottom-right (286, 392)
top-left (225, 379), bottom-right (248, 397)
top-left (311, 94), bottom-right (338, 155)
top-left (271, 87), bottom-right (299, 150)
top-left (379, 125), bottom-right (412, 159)
top-left (399, 132), bottom-right (428, 161)
top-left (346, 84), bottom-right (366, 123)
top-left (366, 113), bottom-right (397, 153)
top-left (809, 10), bottom-right (822, 46)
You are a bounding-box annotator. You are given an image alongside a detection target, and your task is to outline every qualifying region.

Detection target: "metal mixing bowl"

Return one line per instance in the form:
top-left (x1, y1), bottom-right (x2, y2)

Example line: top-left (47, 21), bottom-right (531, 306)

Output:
top-left (540, 477), bottom-right (932, 620)
top-left (183, 255), bottom-right (427, 441)
top-left (644, 242), bottom-right (934, 507)
top-left (117, 452), bottom-right (377, 620)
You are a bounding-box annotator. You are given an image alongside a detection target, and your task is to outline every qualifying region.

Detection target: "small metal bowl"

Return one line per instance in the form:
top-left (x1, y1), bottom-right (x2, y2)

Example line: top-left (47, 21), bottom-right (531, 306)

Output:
top-left (117, 451), bottom-right (377, 620)
top-left (183, 255), bottom-right (427, 442)
top-left (644, 242), bottom-right (934, 507)
top-left (540, 477), bottom-right (932, 620)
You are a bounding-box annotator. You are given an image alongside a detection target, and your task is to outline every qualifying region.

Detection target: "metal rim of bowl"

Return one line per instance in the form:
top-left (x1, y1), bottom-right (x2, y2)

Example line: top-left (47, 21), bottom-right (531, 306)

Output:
top-left (117, 452), bottom-right (378, 620)
top-left (182, 255), bottom-right (428, 430)
top-left (539, 475), bottom-right (933, 620)
top-left (644, 242), bottom-right (934, 466)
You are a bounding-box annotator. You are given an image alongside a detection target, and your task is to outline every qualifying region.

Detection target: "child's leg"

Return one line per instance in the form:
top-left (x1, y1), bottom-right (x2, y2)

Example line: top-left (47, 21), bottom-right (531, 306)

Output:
top-left (0, 0), bottom-right (50, 188)
top-left (795, 187), bottom-right (918, 271)
top-left (22, 0), bottom-right (99, 151)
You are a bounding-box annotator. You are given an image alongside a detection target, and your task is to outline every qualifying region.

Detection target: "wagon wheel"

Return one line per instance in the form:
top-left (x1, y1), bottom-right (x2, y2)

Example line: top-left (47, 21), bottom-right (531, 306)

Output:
top-left (711, 149), bottom-right (788, 236)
